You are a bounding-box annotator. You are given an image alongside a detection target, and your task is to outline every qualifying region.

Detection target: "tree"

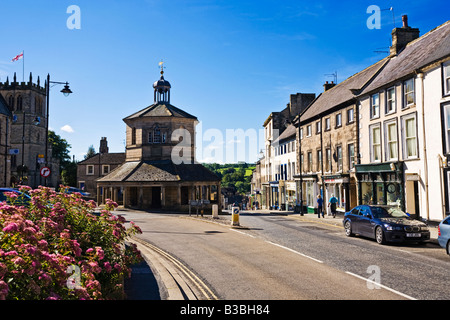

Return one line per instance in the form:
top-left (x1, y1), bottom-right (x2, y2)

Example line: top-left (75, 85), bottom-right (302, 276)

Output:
top-left (84, 145), bottom-right (96, 160)
top-left (48, 130), bottom-right (76, 186)
top-left (48, 130), bottom-right (71, 164)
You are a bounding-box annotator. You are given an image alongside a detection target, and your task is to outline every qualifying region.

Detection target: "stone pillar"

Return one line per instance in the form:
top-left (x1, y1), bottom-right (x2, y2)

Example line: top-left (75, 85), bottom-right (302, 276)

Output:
top-left (123, 187), bottom-right (128, 207)
top-left (161, 186), bottom-right (166, 207)
top-left (97, 186), bottom-right (101, 205)
top-left (139, 187), bottom-right (143, 209)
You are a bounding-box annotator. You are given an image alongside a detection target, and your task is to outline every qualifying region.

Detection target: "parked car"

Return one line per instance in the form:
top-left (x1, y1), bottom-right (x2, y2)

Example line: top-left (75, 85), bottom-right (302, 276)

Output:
top-left (343, 205), bottom-right (430, 244)
top-left (0, 188), bottom-right (31, 207)
top-left (64, 187), bottom-right (91, 198)
top-left (438, 216), bottom-right (450, 255)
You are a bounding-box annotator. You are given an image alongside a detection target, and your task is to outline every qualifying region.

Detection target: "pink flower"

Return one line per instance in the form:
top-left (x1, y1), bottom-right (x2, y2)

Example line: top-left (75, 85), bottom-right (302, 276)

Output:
top-left (0, 280), bottom-right (9, 300)
top-left (0, 263), bottom-right (7, 277)
top-left (103, 262), bottom-right (112, 273)
top-left (95, 247), bottom-right (104, 260)
top-left (12, 256), bottom-right (25, 266)
top-left (2, 222), bottom-right (19, 233)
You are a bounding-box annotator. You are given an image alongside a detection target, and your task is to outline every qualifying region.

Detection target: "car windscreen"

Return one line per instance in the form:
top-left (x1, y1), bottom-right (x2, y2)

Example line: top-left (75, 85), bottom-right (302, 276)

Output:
top-left (371, 206), bottom-right (408, 219)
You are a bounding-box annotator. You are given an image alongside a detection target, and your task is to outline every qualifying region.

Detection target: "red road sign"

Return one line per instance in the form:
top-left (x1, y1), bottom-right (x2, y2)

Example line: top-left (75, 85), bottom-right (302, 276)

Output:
top-left (40, 167), bottom-right (51, 178)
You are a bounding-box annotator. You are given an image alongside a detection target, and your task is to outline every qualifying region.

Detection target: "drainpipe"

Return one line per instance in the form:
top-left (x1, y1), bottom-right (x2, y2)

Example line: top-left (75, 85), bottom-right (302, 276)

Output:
top-left (417, 72), bottom-right (430, 220)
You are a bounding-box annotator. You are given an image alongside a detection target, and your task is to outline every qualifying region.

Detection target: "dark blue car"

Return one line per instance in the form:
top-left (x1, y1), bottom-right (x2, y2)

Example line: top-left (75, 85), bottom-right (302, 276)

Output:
top-left (343, 205), bottom-right (430, 244)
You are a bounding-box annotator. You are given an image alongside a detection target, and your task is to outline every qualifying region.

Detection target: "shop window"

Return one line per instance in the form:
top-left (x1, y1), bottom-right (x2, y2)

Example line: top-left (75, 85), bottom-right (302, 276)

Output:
top-left (361, 182), bottom-right (373, 205)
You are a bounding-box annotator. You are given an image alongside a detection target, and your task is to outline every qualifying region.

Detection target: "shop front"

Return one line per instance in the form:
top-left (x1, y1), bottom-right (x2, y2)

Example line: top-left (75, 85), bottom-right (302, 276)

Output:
top-left (322, 174), bottom-right (350, 213)
top-left (355, 162), bottom-right (405, 211)
top-left (269, 181), bottom-right (279, 210)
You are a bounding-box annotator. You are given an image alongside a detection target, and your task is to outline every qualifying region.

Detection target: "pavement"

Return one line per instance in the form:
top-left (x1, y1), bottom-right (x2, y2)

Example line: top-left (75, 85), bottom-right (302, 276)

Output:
top-left (123, 208), bottom-right (442, 300)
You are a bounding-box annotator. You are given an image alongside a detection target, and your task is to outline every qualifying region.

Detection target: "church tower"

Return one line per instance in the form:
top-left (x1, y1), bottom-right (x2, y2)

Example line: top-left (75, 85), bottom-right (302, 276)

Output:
top-left (0, 72), bottom-right (56, 187)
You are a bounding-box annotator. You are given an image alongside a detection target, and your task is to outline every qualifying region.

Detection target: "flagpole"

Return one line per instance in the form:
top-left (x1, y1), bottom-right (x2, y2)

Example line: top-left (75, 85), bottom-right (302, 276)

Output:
top-left (22, 50), bottom-right (24, 82)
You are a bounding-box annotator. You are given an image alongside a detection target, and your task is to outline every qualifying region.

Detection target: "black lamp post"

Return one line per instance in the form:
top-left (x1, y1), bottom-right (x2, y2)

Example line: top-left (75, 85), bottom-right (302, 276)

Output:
top-left (45, 74), bottom-right (72, 186)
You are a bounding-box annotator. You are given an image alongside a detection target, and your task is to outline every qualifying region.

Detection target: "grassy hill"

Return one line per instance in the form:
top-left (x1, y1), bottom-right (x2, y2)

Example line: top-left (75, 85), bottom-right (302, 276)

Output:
top-left (202, 163), bottom-right (255, 195)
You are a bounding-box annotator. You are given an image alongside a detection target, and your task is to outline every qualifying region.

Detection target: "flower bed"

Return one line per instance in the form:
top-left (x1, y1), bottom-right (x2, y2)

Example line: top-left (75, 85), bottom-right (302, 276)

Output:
top-left (0, 186), bottom-right (142, 300)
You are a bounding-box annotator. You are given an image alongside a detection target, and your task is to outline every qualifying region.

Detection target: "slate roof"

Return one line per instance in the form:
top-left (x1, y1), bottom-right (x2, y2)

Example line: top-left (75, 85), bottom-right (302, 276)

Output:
top-left (97, 160), bottom-right (220, 183)
top-left (360, 20), bottom-right (450, 95)
top-left (299, 57), bottom-right (388, 123)
top-left (273, 124), bottom-right (296, 144)
top-left (78, 153), bottom-right (126, 165)
top-left (123, 102), bottom-right (197, 121)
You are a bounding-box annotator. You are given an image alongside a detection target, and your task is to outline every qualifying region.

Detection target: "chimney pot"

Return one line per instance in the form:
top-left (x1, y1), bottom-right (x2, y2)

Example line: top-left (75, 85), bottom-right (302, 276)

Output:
top-left (402, 15), bottom-right (408, 28)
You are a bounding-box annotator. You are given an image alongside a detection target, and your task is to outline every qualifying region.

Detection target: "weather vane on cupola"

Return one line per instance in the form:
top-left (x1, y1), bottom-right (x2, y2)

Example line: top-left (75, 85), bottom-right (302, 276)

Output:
top-left (158, 60), bottom-right (166, 75)
top-left (153, 60), bottom-right (171, 103)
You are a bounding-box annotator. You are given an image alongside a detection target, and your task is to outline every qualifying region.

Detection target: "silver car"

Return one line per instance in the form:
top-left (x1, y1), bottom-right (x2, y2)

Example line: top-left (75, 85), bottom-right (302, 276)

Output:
top-left (438, 216), bottom-right (450, 255)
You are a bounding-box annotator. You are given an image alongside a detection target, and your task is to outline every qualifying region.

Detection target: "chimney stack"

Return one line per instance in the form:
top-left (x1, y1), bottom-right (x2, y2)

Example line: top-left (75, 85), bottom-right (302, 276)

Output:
top-left (323, 81), bottom-right (336, 92)
top-left (99, 137), bottom-right (109, 154)
top-left (289, 93), bottom-right (316, 118)
top-left (390, 15), bottom-right (420, 56)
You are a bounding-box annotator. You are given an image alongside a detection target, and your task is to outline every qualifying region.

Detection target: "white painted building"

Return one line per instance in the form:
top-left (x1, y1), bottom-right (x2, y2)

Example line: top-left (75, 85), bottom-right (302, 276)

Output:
top-left (357, 17), bottom-right (450, 221)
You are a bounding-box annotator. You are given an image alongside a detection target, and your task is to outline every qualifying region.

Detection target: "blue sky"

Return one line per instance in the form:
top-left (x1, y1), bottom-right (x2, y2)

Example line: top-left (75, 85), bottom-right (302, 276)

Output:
top-left (0, 0), bottom-right (449, 163)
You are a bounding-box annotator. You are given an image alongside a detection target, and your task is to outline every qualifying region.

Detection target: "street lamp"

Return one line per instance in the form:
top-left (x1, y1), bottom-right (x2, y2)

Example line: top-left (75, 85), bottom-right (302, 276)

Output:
top-left (45, 74), bottom-right (73, 186)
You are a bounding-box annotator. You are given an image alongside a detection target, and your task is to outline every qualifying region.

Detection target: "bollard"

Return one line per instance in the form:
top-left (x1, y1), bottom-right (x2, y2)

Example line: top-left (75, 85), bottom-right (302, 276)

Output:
top-left (231, 206), bottom-right (240, 226)
top-left (212, 204), bottom-right (218, 219)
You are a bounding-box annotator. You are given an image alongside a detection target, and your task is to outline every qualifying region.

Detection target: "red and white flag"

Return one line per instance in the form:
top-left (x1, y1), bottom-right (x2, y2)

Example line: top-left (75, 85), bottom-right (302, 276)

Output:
top-left (11, 52), bottom-right (23, 62)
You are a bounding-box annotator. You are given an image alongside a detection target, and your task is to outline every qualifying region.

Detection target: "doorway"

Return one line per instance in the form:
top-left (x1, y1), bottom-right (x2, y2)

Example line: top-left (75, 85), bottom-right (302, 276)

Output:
top-left (151, 187), bottom-right (161, 209)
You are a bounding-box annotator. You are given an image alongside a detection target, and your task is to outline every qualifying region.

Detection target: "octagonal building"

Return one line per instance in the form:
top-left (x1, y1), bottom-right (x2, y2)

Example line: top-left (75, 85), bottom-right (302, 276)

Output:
top-left (96, 68), bottom-right (221, 211)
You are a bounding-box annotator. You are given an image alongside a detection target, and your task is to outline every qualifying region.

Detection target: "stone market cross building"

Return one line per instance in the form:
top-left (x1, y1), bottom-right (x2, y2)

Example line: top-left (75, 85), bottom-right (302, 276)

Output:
top-left (96, 68), bottom-right (221, 212)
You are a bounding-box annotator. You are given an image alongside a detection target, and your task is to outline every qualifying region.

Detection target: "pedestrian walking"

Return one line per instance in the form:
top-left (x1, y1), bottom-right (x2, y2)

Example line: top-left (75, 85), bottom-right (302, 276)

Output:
top-left (328, 194), bottom-right (338, 218)
top-left (316, 195), bottom-right (324, 218)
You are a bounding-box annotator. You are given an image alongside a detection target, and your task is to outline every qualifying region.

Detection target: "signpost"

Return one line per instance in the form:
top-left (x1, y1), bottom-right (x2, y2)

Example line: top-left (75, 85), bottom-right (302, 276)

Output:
top-left (40, 167), bottom-right (51, 178)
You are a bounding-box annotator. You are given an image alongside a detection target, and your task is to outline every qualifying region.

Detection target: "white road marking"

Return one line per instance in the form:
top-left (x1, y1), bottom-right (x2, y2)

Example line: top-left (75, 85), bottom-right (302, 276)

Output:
top-left (266, 241), bottom-right (324, 264)
top-left (345, 271), bottom-right (417, 300)
top-left (229, 228), bottom-right (256, 238)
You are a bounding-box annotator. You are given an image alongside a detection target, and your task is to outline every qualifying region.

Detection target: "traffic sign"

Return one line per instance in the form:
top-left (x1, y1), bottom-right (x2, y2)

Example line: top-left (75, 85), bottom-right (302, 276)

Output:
top-left (40, 167), bottom-right (51, 178)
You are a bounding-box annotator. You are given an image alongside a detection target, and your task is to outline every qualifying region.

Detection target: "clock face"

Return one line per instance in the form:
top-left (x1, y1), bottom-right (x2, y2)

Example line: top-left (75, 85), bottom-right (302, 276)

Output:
top-left (387, 183), bottom-right (396, 193)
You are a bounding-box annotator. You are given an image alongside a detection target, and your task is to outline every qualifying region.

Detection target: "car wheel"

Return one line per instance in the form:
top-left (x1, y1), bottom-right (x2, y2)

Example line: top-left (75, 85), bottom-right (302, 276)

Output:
top-left (344, 221), bottom-right (354, 237)
top-left (375, 226), bottom-right (386, 245)
top-left (447, 241), bottom-right (450, 256)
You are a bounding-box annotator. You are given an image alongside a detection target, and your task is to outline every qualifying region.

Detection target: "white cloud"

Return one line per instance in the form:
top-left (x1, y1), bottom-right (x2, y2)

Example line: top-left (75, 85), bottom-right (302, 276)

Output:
top-left (60, 125), bottom-right (74, 133)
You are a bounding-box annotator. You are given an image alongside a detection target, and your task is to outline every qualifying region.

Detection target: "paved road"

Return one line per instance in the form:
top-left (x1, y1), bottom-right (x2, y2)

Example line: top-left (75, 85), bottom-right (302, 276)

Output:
top-left (119, 209), bottom-right (447, 300)
top-left (237, 212), bottom-right (450, 300)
